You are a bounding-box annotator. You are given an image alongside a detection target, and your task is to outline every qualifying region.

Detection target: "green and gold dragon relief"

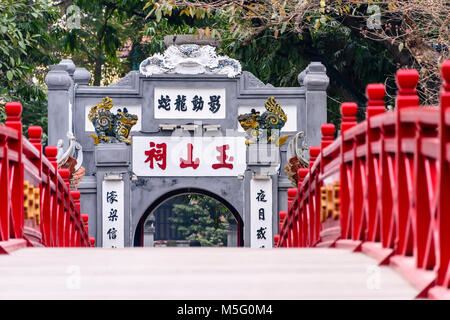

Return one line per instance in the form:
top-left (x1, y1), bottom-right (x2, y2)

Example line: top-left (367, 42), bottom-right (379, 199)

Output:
top-left (88, 97), bottom-right (138, 145)
top-left (238, 97), bottom-right (292, 146)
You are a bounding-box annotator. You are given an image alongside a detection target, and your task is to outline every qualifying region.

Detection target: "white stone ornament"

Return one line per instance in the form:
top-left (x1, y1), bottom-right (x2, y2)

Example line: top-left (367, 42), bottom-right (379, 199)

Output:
top-left (139, 44), bottom-right (242, 78)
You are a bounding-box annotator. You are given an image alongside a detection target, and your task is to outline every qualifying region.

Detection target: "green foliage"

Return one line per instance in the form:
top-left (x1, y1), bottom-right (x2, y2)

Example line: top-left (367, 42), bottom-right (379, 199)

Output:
top-left (0, 0), bottom-right (60, 139)
top-left (169, 194), bottom-right (232, 247)
top-left (220, 28), bottom-right (396, 130)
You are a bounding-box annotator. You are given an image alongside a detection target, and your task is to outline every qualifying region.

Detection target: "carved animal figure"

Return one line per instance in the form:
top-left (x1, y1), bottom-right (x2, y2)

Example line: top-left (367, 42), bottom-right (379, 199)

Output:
top-left (284, 131), bottom-right (309, 187)
top-left (88, 97), bottom-right (138, 145)
top-left (238, 97), bottom-right (291, 146)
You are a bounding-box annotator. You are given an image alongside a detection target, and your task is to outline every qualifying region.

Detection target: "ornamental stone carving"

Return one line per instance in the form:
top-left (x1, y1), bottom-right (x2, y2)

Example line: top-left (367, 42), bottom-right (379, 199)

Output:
top-left (139, 44), bottom-right (242, 78)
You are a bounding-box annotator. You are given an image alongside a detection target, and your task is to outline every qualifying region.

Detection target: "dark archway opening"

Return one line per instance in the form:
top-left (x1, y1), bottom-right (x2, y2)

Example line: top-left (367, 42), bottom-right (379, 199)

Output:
top-left (134, 188), bottom-right (244, 247)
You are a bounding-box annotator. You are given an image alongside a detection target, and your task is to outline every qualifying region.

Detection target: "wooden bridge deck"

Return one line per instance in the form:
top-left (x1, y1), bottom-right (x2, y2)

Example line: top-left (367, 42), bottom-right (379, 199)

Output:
top-left (0, 247), bottom-right (418, 299)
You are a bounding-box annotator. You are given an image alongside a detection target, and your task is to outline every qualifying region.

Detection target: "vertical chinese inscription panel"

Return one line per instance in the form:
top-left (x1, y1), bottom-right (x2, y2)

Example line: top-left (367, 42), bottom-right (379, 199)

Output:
top-left (250, 178), bottom-right (273, 248)
top-left (102, 180), bottom-right (125, 248)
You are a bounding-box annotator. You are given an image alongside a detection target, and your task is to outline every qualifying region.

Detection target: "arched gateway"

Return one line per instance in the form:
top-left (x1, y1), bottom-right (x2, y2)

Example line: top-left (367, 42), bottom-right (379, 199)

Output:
top-left (135, 187), bottom-right (244, 247)
top-left (46, 37), bottom-right (329, 248)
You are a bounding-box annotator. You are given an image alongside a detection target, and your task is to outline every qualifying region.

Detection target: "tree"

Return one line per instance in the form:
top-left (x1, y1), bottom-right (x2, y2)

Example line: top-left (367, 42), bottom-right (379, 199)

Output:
top-left (169, 194), bottom-right (232, 247)
top-left (0, 0), bottom-right (61, 140)
top-left (58, 0), bottom-right (146, 86)
top-left (146, 0), bottom-right (449, 108)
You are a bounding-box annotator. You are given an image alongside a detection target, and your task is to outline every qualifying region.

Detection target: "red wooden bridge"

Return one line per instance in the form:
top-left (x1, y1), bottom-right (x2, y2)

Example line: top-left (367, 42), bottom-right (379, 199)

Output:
top-left (0, 102), bottom-right (94, 252)
top-left (276, 60), bottom-right (450, 300)
top-left (0, 61), bottom-right (449, 300)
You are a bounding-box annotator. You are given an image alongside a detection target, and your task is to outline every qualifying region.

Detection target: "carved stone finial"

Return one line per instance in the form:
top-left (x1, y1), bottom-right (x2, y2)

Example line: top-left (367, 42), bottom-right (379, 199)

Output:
top-left (45, 64), bottom-right (72, 90)
top-left (59, 59), bottom-right (76, 77)
top-left (303, 62), bottom-right (329, 91)
top-left (73, 67), bottom-right (92, 86)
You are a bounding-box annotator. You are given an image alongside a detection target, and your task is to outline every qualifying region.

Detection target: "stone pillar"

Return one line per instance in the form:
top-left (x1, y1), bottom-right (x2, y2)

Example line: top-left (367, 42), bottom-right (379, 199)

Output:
top-left (303, 62), bottom-right (329, 147)
top-left (244, 142), bottom-right (279, 248)
top-left (226, 221), bottom-right (238, 247)
top-left (94, 143), bottom-right (131, 247)
top-left (45, 60), bottom-right (75, 147)
top-left (143, 218), bottom-right (155, 247)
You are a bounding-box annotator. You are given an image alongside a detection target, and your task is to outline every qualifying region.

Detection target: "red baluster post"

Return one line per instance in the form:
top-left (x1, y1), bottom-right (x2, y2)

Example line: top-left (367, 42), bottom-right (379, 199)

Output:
top-left (395, 69), bottom-right (419, 256)
top-left (5, 102), bottom-right (24, 239)
top-left (365, 84), bottom-right (386, 242)
top-left (320, 124), bottom-right (335, 173)
top-left (297, 168), bottom-right (309, 247)
top-left (437, 60), bottom-right (450, 287)
top-left (0, 132), bottom-right (10, 242)
top-left (44, 146), bottom-right (58, 247)
top-left (273, 234), bottom-right (280, 248)
top-left (287, 188), bottom-right (298, 247)
top-left (28, 127), bottom-right (44, 244)
top-left (339, 103), bottom-right (358, 239)
top-left (81, 214), bottom-right (89, 247)
top-left (309, 147), bottom-right (321, 245)
top-left (279, 211), bottom-right (287, 247)
top-left (70, 190), bottom-right (81, 247)
top-left (59, 169), bottom-right (71, 247)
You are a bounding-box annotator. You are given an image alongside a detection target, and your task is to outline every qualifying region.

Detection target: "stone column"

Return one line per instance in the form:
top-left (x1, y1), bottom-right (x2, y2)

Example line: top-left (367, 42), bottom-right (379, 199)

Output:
top-left (226, 221), bottom-right (238, 247)
top-left (303, 62), bottom-right (329, 147)
top-left (143, 218), bottom-right (155, 247)
top-left (94, 143), bottom-right (132, 247)
top-left (244, 142), bottom-right (279, 247)
top-left (45, 61), bottom-right (74, 147)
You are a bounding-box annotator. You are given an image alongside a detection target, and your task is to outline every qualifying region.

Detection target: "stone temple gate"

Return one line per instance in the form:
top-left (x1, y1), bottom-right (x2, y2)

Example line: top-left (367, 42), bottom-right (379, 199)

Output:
top-left (45, 37), bottom-right (329, 247)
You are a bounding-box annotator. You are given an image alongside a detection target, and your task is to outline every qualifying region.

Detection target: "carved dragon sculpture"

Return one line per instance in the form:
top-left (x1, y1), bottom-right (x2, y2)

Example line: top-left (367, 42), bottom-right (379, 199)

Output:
top-left (88, 97), bottom-right (138, 145)
top-left (284, 131), bottom-right (309, 187)
top-left (57, 132), bottom-right (85, 190)
top-left (238, 97), bottom-right (292, 146)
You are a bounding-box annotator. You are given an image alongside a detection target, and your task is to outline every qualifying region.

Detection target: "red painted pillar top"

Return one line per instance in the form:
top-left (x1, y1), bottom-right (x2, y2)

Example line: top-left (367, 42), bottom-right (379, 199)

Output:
top-left (28, 126), bottom-right (42, 149)
top-left (396, 69), bottom-right (419, 109)
top-left (70, 190), bottom-right (81, 215)
top-left (273, 234), bottom-right (280, 248)
top-left (366, 84), bottom-right (386, 118)
top-left (5, 102), bottom-right (22, 129)
top-left (45, 146), bottom-right (58, 171)
top-left (442, 60), bottom-right (450, 93)
top-left (59, 168), bottom-right (71, 191)
top-left (340, 102), bottom-right (358, 133)
top-left (81, 213), bottom-right (89, 235)
top-left (441, 60), bottom-right (450, 113)
top-left (297, 168), bottom-right (309, 190)
top-left (309, 146), bottom-right (321, 168)
top-left (321, 124), bottom-right (335, 148)
top-left (320, 124), bottom-right (335, 173)
top-left (287, 187), bottom-right (297, 209)
top-left (279, 211), bottom-right (287, 224)
top-left (279, 210), bottom-right (287, 246)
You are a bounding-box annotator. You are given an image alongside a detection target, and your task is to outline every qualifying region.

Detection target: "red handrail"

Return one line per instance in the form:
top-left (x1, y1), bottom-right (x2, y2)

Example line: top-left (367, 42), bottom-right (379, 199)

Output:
top-left (275, 60), bottom-right (450, 299)
top-left (0, 102), bottom-right (95, 252)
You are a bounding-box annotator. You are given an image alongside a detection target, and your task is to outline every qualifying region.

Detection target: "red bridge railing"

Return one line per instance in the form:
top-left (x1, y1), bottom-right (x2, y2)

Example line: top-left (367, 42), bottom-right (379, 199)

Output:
top-left (275, 60), bottom-right (450, 299)
top-left (0, 102), bottom-right (95, 253)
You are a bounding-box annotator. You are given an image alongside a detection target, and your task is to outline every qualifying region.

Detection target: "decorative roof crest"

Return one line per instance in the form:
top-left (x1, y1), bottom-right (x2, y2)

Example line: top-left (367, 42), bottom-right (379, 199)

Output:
top-left (139, 44), bottom-right (242, 78)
